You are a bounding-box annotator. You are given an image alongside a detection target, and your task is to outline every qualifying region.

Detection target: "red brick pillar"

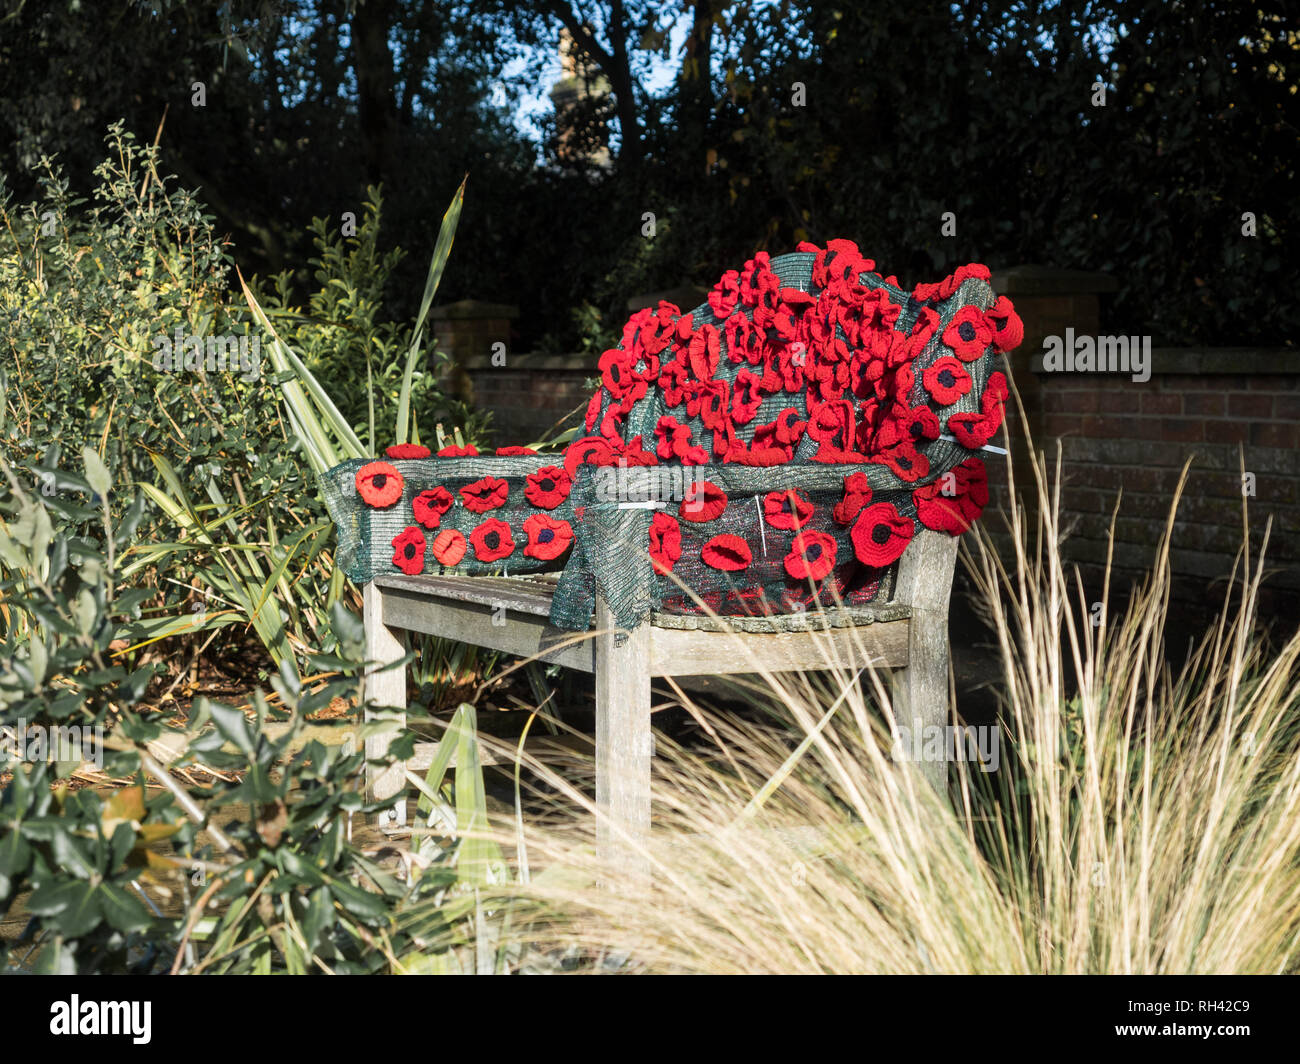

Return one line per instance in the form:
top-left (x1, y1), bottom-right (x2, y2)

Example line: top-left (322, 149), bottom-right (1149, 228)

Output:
top-left (429, 300), bottom-right (518, 403)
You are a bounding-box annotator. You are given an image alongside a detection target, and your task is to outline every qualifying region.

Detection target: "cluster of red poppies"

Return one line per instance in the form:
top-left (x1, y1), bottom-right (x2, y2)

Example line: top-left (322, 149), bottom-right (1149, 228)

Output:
top-left (353, 239), bottom-right (1021, 586)
top-left (354, 443), bottom-right (577, 575)
top-left (566, 240), bottom-right (1021, 577)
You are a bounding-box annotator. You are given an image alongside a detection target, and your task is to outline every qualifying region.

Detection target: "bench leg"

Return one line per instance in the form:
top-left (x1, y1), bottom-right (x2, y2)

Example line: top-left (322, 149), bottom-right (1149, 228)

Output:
top-left (889, 605), bottom-right (951, 794)
top-left (594, 595), bottom-right (652, 884)
top-left (889, 529), bottom-right (960, 796)
top-left (363, 582), bottom-right (408, 830)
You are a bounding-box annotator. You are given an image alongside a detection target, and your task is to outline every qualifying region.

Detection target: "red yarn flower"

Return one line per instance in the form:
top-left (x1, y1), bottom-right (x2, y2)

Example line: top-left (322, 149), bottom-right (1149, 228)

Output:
top-left (922, 356), bottom-right (972, 406)
top-left (701, 534), bottom-right (752, 571)
top-left (649, 512), bottom-right (682, 574)
top-left (763, 489), bottom-right (813, 531)
top-left (709, 269), bottom-right (742, 319)
top-left (584, 390), bottom-right (604, 432)
top-left (356, 462), bottom-right (404, 508)
top-left (437, 444), bottom-right (479, 457)
top-left (851, 502), bottom-right (914, 568)
top-left (942, 306), bottom-right (994, 362)
top-left (911, 263), bottom-right (991, 304)
top-left (913, 458), bottom-right (989, 535)
top-left (460, 476), bottom-right (509, 513)
top-left (687, 325), bottom-right (721, 381)
top-left (948, 371), bottom-right (1009, 449)
top-left (598, 347), bottom-right (650, 412)
top-left (523, 513), bottom-right (573, 561)
top-left (412, 487), bottom-right (454, 529)
top-left (784, 531), bottom-right (837, 581)
top-left (680, 480), bottom-right (728, 522)
top-left (525, 466), bottom-right (572, 509)
top-left (564, 435), bottom-right (616, 477)
top-left (470, 518), bottom-right (515, 562)
top-left (833, 472), bottom-right (873, 525)
top-left (495, 446), bottom-right (538, 456)
top-left (385, 443), bottom-right (431, 460)
top-left (429, 529), bottom-right (467, 567)
top-left (391, 526), bottom-right (426, 575)
top-left (985, 295), bottom-right (1024, 353)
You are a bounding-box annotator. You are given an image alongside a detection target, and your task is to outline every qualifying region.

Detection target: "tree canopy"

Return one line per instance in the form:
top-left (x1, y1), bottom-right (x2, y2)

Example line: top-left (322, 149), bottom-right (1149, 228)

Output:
top-left (2, 0), bottom-right (1293, 349)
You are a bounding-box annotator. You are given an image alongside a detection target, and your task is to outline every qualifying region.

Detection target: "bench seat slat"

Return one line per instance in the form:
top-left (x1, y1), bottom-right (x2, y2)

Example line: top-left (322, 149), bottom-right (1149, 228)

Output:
top-left (373, 572), bottom-right (912, 634)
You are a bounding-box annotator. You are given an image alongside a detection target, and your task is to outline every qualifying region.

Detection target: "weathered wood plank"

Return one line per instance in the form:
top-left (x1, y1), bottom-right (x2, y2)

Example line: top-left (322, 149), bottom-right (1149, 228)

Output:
top-left (380, 586), bottom-right (597, 673)
top-left (594, 595), bottom-right (653, 883)
top-left (364, 582), bottom-right (409, 827)
top-left (375, 573), bottom-right (557, 616)
top-left (888, 529), bottom-right (959, 794)
top-left (648, 618), bottom-right (911, 676)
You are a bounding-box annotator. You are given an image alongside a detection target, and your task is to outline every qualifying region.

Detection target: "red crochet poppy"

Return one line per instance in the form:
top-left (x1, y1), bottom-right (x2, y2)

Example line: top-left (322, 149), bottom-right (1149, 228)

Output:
top-left (598, 347), bottom-right (650, 411)
top-left (709, 269), bottom-right (742, 319)
top-left (948, 372), bottom-right (1009, 449)
top-left (922, 356), bottom-right (972, 406)
top-left (584, 390), bottom-right (604, 432)
top-left (808, 399), bottom-right (856, 452)
top-left (356, 462), bottom-right (404, 508)
top-left (911, 263), bottom-right (991, 304)
top-left (763, 489), bottom-right (813, 531)
top-left (385, 443), bottom-right (431, 460)
top-left (687, 325), bottom-right (721, 381)
top-left (564, 435), bottom-right (616, 477)
top-left (648, 512), bottom-right (682, 574)
top-left (833, 472), bottom-right (873, 525)
top-left (948, 410), bottom-right (997, 449)
top-left (470, 518), bottom-right (515, 562)
top-left (495, 446), bottom-right (538, 456)
top-left (523, 466), bottom-right (571, 509)
top-left (460, 476), bottom-right (509, 513)
top-left (654, 416), bottom-right (707, 464)
top-left (429, 528), bottom-right (467, 567)
top-left (701, 534), bottom-right (752, 572)
top-left (784, 531), bottom-right (837, 581)
top-left (680, 480), bottom-right (728, 522)
top-left (904, 404), bottom-right (941, 444)
top-left (523, 513), bottom-right (573, 561)
top-left (391, 526), bottom-right (426, 575)
top-left (942, 306), bottom-right (994, 362)
top-left (731, 369), bottom-right (764, 425)
top-left (621, 301), bottom-right (680, 360)
top-left (871, 441), bottom-right (930, 483)
top-left (985, 295), bottom-right (1024, 353)
top-left (851, 502), bottom-right (914, 568)
top-left (913, 458), bottom-right (989, 535)
top-left (437, 444), bottom-right (479, 457)
top-left (412, 487), bottom-right (454, 529)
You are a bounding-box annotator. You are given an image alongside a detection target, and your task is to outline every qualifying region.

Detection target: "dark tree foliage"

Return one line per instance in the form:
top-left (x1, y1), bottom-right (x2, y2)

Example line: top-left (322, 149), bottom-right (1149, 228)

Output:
top-left (2, 0), bottom-right (1293, 350)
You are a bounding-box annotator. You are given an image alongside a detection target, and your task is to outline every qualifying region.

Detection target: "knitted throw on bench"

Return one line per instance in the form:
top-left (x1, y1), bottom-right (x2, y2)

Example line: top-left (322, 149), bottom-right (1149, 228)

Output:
top-left (319, 240), bottom-right (1023, 635)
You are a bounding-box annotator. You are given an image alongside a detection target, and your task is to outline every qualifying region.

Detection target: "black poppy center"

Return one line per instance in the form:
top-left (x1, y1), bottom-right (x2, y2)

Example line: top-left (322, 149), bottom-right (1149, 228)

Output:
top-left (403, 543), bottom-right (416, 559)
top-left (910, 422), bottom-right (925, 440)
top-left (540, 477), bottom-right (554, 492)
top-left (485, 531), bottom-right (500, 550)
top-left (872, 524), bottom-right (892, 545)
top-left (372, 474), bottom-right (387, 489)
top-left (805, 542), bottom-right (823, 561)
top-left (538, 528), bottom-right (555, 544)
top-left (781, 498), bottom-right (794, 513)
top-left (958, 322), bottom-right (976, 342)
top-left (938, 369), bottom-right (955, 387)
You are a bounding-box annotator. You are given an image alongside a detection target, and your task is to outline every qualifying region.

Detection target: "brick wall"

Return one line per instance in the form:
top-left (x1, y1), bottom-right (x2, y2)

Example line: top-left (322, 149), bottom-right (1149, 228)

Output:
top-left (989, 261), bottom-right (1299, 622)
top-left (464, 353), bottom-right (593, 445)
top-left (1026, 355), bottom-right (1299, 618)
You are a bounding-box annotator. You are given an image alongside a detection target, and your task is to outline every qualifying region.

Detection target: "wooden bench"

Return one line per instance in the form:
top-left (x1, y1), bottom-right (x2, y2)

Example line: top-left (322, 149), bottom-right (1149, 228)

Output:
top-left (361, 527), bottom-right (959, 866)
